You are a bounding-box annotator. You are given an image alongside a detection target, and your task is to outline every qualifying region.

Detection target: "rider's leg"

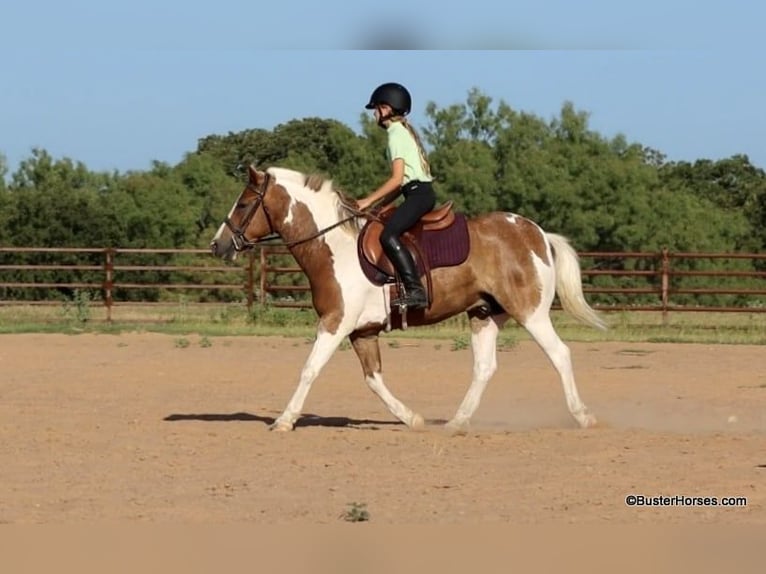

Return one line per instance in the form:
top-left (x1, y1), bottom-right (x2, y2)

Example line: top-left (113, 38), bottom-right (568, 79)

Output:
top-left (379, 182), bottom-right (435, 310)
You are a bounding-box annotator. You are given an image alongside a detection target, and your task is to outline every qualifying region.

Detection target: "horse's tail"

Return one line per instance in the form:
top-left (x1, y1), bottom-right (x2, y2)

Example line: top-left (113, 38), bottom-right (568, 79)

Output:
top-left (546, 233), bottom-right (608, 331)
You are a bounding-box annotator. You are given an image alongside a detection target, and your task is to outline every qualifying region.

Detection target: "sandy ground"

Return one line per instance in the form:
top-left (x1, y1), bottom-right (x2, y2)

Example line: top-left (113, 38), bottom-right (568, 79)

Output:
top-left (0, 332), bottom-right (764, 525)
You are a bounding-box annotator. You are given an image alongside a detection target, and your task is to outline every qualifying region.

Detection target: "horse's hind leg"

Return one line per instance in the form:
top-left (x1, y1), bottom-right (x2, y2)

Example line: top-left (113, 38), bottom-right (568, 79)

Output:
top-left (445, 313), bottom-right (506, 435)
top-left (522, 310), bottom-right (597, 428)
top-left (350, 332), bottom-right (424, 429)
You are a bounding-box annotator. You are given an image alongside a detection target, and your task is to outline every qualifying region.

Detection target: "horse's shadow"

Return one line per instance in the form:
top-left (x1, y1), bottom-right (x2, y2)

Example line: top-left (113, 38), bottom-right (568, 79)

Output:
top-left (163, 411), bottom-right (405, 429)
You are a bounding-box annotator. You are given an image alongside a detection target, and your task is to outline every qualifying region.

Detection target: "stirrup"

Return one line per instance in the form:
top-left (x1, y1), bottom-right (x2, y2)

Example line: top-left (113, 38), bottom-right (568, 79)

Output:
top-left (392, 290), bottom-right (427, 310)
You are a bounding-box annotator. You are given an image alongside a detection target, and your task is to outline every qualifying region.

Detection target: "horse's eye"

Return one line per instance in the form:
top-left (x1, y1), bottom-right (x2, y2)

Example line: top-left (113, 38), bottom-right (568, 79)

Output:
top-left (236, 202), bottom-right (246, 209)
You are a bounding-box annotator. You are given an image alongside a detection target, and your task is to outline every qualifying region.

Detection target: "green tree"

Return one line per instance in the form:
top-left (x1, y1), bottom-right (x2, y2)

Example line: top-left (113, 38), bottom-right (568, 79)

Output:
top-left (105, 169), bottom-right (201, 248)
top-left (170, 153), bottom-right (242, 245)
top-left (427, 139), bottom-right (499, 214)
top-left (196, 117), bottom-right (387, 200)
top-left (491, 100), bottom-right (663, 251)
top-left (196, 128), bottom-right (278, 175)
top-left (0, 153), bottom-right (10, 244)
top-left (423, 88), bottom-right (504, 215)
top-left (4, 149), bottom-right (115, 247)
top-left (0, 152), bottom-right (7, 192)
top-left (659, 155), bottom-right (766, 251)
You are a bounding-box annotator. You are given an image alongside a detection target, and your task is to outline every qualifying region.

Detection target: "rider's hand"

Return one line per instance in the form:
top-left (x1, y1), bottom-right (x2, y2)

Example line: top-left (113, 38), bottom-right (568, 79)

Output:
top-left (356, 197), bottom-right (373, 211)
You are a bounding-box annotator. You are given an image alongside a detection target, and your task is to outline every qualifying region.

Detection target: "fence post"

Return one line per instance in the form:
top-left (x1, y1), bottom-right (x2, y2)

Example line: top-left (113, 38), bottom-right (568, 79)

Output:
top-left (259, 246), bottom-right (267, 307)
top-left (103, 248), bottom-right (114, 322)
top-left (661, 248), bottom-right (669, 324)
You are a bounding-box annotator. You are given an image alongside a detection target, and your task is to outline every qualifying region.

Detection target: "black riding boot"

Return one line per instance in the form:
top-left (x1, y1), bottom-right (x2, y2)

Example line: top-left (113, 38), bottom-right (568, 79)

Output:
top-left (383, 237), bottom-right (428, 310)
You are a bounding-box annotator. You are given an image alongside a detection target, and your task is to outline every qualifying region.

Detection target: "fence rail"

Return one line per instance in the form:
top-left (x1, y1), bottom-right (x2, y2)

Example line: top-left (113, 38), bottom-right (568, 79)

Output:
top-left (0, 246), bottom-right (764, 321)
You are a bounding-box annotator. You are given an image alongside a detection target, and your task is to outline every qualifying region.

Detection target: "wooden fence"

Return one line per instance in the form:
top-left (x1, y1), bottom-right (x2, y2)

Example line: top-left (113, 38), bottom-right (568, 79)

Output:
top-left (0, 246), bottom-right (764, 321)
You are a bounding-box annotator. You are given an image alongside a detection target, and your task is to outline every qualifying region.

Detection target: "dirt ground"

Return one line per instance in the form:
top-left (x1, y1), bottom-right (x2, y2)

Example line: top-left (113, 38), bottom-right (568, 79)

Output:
top-left (0, 332), bottom-right (764, 525)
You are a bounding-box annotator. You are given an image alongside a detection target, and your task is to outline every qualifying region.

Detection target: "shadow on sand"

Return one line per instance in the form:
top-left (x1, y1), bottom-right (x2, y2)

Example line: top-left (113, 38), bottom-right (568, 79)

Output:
top-left (164, 411), bottom-right (407, 429)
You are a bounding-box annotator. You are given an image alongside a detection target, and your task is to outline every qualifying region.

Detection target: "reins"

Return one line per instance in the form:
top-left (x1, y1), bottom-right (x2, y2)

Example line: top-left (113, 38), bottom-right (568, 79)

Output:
top-left (282, 212), bottom-right (361, 247)
top-left (225, 174), bottom-right (378, 251)
top-left (242, 212), bottom-right (361, 249)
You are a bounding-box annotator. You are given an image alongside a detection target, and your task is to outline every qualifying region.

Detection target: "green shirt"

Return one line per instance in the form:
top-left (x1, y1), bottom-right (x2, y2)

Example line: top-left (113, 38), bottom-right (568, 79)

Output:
top-left (386, 121), bottom-right (432, 184)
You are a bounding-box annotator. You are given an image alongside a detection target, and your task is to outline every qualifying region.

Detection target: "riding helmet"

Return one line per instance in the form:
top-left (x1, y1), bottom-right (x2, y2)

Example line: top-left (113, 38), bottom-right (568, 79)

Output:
top-left (365, 82), bottom-right (412, 115)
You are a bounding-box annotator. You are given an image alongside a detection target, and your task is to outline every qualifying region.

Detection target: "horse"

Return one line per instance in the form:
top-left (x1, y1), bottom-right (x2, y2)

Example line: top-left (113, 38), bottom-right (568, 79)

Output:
top-left (210, 165), bottom-right (607, 433)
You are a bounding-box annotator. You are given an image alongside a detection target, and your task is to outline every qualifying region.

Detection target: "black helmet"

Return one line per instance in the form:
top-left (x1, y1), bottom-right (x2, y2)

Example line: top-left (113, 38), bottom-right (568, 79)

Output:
top-left (365, 82), bottom-right (412, 115)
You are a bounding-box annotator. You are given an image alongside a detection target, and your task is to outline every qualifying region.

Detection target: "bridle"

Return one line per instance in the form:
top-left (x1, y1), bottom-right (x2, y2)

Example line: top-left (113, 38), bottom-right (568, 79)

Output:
top-left (223, 172), bottom-right (278, 251)
top-left (223, 171), bottom-right (366, 252)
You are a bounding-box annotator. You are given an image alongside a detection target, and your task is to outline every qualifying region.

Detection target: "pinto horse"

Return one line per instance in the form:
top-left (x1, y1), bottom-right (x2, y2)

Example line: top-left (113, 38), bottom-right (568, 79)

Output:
top-left (210, 165), bottom-right (607, 433)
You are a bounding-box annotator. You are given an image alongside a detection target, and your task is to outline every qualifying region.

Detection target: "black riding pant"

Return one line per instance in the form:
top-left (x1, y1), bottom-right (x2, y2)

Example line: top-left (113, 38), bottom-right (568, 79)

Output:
top-left (379, 181), bottom-right (436, 254)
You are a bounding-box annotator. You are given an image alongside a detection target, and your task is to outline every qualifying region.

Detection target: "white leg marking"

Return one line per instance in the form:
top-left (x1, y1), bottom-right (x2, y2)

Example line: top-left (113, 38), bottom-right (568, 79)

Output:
top-left (446, 316), bottom-right (502, 434)
top-left (366, 372), bottom-right (424, 429)
top-left (271, 328), bottom-right (346, 431)
top-left (523, 312), bottom-right (596, 428)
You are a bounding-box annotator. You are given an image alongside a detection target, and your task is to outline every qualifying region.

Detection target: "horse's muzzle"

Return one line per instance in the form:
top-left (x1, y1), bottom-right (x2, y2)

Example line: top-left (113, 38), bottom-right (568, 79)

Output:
top-left (210, 239), bottom-right (238, 262)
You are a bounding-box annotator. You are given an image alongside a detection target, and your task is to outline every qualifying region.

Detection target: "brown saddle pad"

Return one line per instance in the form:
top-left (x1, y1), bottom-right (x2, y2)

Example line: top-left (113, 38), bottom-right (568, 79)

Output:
top-left (357, 205), bottom-right (470, 286)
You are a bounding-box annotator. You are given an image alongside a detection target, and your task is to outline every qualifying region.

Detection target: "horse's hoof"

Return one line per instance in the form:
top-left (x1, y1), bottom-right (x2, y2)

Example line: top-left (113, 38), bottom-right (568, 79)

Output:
top-left (577, 412), bottom-right (598, 429)
top-left (445, 419), bottom-right (469, 436)
top-left (269, 419), bottom-right (294, 432)
top-left (409, 413), bottom-right (425, 430)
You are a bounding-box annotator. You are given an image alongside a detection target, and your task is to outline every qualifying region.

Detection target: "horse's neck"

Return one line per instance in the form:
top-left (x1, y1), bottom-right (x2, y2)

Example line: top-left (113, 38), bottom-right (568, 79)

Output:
top-left (281, 206), bottom-right (358, 269)
top-left (288, 225), bottom-right (358, 265)
top-left (275, 179), bottom-right (362, 274)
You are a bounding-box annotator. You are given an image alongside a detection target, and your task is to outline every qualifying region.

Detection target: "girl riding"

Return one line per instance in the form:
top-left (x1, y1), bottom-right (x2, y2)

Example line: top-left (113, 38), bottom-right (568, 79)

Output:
top-left (356, 82), bottom-right (436, 310)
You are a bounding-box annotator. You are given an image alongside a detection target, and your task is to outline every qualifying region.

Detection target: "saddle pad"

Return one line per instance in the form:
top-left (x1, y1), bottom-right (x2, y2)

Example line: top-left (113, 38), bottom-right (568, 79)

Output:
top-left (358, 214), bottom-right (470, 285)
top-left (423, 213), bottom-right (470, 268)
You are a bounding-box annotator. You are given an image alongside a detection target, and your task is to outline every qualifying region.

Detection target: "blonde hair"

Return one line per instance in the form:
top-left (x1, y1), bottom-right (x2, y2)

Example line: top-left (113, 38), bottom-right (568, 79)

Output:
top-left (393, 117), bottom-right (432, 179)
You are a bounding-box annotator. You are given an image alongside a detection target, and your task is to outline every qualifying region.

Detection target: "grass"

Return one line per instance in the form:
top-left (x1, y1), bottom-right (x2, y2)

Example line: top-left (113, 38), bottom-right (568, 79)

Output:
top-left (0, 302), bottom-right (765, 345)
top-left (340, 502), bottom-right (370, 523)
top-left (174, 337), bottom-right (191, 348)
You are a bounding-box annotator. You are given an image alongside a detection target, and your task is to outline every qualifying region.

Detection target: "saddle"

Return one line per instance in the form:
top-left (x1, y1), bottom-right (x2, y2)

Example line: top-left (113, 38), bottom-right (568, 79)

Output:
top-left (357, 201), bottom-right (470, 304)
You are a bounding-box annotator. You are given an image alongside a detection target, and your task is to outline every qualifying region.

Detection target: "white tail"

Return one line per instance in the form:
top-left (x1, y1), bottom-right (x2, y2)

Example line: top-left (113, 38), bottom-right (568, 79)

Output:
top-left (546, 233), bottom-right (608, 331)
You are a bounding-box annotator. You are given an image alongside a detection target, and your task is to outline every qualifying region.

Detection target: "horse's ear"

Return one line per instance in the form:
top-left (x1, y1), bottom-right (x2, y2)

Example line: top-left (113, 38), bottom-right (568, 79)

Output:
top-left (248, 164), bottom-right (259, 183)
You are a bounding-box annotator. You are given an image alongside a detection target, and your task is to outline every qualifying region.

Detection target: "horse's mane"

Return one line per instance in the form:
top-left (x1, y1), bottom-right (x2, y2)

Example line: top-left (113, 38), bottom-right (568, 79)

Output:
top-left (267, 167), bottom-right (363, 236)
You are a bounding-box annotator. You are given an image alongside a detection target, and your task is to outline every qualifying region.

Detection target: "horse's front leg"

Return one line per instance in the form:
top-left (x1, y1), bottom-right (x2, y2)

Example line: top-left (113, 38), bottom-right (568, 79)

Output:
top-left (350, 332), bottom-right (424, 429)
top-left (271, 323), bottom-right (347, 432)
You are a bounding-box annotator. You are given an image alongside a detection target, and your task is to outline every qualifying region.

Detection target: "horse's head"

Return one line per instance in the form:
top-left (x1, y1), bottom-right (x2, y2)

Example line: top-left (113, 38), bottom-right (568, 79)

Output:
top-left (211, 165), bottom-right (360, 260)
top-left (210, 165), bottom-right (285, 260)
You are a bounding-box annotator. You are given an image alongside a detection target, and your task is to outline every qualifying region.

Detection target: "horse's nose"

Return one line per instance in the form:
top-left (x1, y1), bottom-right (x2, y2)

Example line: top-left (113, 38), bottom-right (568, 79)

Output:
top-left (210, 240), bottom-right (218, 256)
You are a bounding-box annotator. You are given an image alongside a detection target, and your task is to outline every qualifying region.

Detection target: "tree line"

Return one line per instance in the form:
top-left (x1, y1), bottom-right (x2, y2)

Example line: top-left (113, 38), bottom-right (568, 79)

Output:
top-left (1, 88), bottom-right (764, 305)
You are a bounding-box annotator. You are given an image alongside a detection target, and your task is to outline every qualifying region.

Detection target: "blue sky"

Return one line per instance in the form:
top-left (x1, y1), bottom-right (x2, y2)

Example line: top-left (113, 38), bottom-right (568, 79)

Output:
top-left (2, 1), bottom-right (765, 175)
